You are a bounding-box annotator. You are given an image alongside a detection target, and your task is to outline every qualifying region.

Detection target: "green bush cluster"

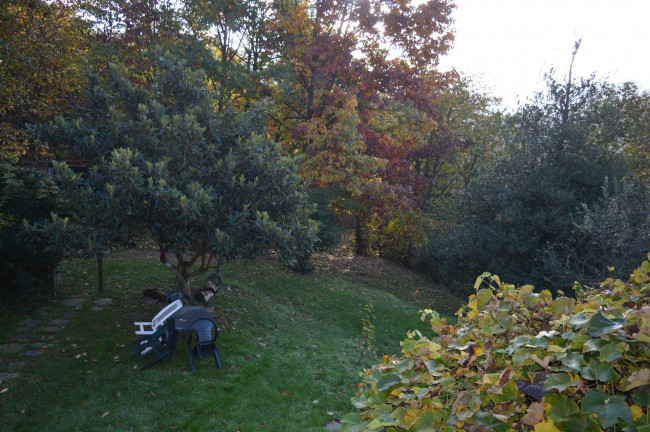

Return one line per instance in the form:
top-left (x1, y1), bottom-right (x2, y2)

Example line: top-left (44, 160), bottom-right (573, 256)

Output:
top-left (0, 161), bottom-right (66, 308)
top-left (344, 255), bottom-right (650, 431)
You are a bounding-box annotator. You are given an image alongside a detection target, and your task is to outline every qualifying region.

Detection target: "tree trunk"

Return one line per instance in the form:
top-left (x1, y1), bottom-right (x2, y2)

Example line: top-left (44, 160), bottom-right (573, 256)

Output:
top-left (178, 275), bottom-right (191, 296)
top-left (355, 214), bottom-right (365, 256)
top-left (97, 255), bottom-right (104, 293)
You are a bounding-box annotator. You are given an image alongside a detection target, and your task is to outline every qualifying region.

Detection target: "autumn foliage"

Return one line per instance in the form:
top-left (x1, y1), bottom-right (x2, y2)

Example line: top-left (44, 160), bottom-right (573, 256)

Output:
top-left (344, 255), bottom-right (650, 431)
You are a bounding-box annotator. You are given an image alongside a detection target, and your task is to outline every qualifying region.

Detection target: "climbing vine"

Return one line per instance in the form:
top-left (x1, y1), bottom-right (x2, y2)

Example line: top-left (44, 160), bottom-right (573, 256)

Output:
top-left (344, 254), bottom-right (650, 431)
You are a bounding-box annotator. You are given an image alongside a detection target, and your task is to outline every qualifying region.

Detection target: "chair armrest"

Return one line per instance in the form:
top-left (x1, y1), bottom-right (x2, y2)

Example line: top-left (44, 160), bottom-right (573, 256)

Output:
top-left (134, 321), bottom-right (154, 334)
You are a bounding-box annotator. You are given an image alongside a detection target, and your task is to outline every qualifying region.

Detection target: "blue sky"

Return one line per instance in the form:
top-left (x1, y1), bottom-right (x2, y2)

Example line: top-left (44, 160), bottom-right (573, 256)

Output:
top-left (437, 0), bottom-right (650, 110)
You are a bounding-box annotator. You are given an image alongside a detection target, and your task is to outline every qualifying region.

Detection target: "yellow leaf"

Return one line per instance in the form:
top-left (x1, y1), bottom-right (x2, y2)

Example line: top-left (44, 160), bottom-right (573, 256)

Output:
top-left (547, 344), bottom-right (565, 353)
top-left (534, 419), bottom-right (561, 432)
top-left (631, 405), bottom-right (644, 420)
top-left (482, 373), bottom-right (500, 385)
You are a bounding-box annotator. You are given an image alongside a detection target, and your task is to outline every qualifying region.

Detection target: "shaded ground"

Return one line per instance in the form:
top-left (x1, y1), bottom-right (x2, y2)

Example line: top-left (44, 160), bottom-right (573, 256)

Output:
top-left (117, 230), bottom-right (465, 316)
top-left (309, 232), bottom-right (464, 316)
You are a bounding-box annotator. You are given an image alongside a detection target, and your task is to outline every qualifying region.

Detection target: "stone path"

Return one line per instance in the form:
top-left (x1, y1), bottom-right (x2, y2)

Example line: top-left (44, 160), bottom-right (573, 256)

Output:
top-left (0, 296), bottom-right (114, 383)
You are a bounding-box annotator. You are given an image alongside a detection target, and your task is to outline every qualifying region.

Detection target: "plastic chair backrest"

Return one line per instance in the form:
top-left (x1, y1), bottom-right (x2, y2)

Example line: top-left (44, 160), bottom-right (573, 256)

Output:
top-left (151, 299), bottom-right (183, 330)
top-left (166, 292), bottom-right (192, 306)
top-left (190, 318), bottom-right (216, 343)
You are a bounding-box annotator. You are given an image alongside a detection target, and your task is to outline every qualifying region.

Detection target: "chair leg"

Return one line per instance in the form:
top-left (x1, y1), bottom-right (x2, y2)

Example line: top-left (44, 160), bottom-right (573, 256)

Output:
top-left (213, 345), bottom-right (222, 369)
top-left (189, 346), bottom-right (196, 372)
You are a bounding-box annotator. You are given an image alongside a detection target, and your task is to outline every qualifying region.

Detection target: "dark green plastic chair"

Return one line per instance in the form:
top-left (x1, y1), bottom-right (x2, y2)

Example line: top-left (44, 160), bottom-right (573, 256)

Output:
top-left (166, 292), bottom-right (192, 306)
top-left (187, 318), bottom-right (222, 372)
top-left (129, 319), bottom-right (177, 369)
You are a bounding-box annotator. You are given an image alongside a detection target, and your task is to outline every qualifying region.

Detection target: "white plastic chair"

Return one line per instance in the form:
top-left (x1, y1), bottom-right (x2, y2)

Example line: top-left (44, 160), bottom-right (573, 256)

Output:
top-left (134, 299), bottom-right (183, 335)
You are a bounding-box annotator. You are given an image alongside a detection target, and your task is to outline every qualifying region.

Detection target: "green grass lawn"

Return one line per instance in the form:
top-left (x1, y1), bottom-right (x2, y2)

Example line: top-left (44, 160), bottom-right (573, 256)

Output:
top-left (0, 253), bottom-right (462, 431)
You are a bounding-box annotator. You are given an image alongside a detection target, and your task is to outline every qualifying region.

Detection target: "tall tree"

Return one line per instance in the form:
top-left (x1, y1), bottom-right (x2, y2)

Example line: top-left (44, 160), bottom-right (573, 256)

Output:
top-left (0, 0), bottom-right (85, 158)
top-left (266, 0), bottom-right (457, 255)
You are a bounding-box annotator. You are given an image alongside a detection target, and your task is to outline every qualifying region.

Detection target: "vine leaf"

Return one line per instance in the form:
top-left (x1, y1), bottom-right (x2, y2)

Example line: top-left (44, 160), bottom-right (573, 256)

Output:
top-left (581, 389), bottom-right (632, 428)
top-left (544, 393), bottom-right (580, 423)
top-left (587, 313), bottom-right (624, 337)
top-left (543, 373), bottom-right (579, 393)
top-left (581, 360), bottom-right (620, 382)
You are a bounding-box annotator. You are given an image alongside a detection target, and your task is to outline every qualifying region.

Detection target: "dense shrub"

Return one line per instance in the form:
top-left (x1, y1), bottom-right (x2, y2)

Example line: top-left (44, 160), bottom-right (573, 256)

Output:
top-left (541, 178), bottom-right (650, 288)
top-left (0, 161), bottom-right (68, 307)
top-left (426, 138), bottom-right (626, 289)
top-left (343, 255), bottom-right (650, 431)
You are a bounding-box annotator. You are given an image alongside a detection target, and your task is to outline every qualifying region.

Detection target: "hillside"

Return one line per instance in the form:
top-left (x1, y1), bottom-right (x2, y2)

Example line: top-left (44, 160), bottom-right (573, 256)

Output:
top-left (0, 245), bottom-right (464, 431)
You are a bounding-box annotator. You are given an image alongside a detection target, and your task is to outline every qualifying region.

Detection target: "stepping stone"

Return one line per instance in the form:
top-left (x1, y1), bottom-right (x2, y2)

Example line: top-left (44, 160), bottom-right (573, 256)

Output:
top-left (30, 342), bottom-right (49, 349)
top-left (325, 420), bottom-right (342, 431)
top-left (60, 297), bottom-right (86, 307)
top-left (24, 350), bottom-right (43, 357)
top-left (90, 306), bottom-right (103, 311)
top-left (19, 319), bottom-right (41, 327)
top-left (48, 319), bottom-right (70, 326)
top-left (63, 311), bottom-right (78, 319)
top-left (96, 298), bottom-right (113, 306)
top-left (0, 344), bottom-right (24, 354)
top-left (41, 327), bottom-right (63, 333)
top-left (0, 372), bottom-right (21, 382)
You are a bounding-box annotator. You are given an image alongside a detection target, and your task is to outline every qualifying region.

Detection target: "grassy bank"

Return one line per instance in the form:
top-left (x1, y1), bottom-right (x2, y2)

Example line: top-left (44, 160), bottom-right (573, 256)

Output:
top-left (0, 253), bottom-right (462, 431)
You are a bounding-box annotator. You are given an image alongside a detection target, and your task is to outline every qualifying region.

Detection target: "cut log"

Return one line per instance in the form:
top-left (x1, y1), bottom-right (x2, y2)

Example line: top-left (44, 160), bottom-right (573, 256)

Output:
top-left (142, 288), bottom-right (166, 303)
top-left (194, 273), bottom-right (221, 304)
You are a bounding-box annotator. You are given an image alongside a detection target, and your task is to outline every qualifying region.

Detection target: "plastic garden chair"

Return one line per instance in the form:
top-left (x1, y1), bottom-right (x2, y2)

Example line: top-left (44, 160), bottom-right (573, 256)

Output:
top-left (187, 318), bottom-right (222, 372)
top-left (129, 319), bottom-right (177, 369)
top-left (165, 292), bottom-right (192, 306)
top-left (134, 299), bottom-right (183, 335)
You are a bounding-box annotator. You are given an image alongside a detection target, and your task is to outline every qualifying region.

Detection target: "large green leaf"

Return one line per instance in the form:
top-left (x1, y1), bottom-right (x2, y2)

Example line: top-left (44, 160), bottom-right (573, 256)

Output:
top-left (378, 373), bottom-right (401, 392)
top-left (587, 313), bottom-right (624, 337)
top-left (555, 414), bottom-right (601, 432)
top-left (526, 337), bottom-right (549, 348)
top-left (561, 351), bottom-right (587, 373)
top-left (395, 358), bottom-right (414, 373)
top-left (581, 360), bottom-right (620, 382)
top-left (545, 393), bottom-right (580, 423)
top-left (340, 413), bottom-right (369, 432)
top-left (633, 390), bottom-right (650, 407)
top-left (569, 313), bottom-right (590, 329)
top-left (473, 412), bottom-right (510, 432)
top-left (599, 342), bottom-right (627, 362)
top-left (581, 389), bottom-right (632, 429)
top-left (582, 338), bottom-right (607, 353)
top-left (622, 417), bottom-right (650, 432)
top-left (412, 411), bottom-right (444, 432)
top-left (543, 373), bottom-right (580, 392)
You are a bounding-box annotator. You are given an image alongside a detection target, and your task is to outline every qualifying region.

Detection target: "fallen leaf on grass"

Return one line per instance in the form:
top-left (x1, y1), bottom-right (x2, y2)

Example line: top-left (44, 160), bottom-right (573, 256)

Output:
top-left (522, 402), bottom-right (544, 426)
top-left (102, 411), bottom-right (109, 418)
top-left (1, 388), bottom-right (8, 394)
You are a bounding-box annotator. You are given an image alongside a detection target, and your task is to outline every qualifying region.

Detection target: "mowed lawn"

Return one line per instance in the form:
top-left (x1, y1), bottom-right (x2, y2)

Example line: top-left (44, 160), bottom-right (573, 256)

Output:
top-left (0, 252), bottom-right (462, 431)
